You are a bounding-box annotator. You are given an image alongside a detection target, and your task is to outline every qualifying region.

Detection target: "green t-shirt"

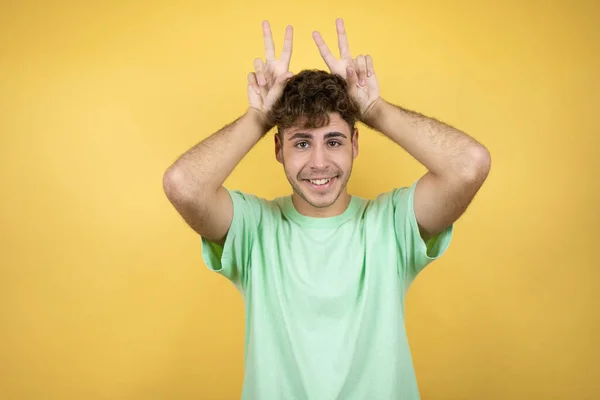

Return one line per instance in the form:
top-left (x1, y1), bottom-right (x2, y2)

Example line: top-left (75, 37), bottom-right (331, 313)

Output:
top-left (201, 179), bottom-right (453, 400)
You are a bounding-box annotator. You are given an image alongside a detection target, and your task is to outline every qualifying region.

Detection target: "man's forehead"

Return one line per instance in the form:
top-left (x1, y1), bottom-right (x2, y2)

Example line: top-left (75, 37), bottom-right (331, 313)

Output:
top-left (283, 119), bottom-right (350, 136)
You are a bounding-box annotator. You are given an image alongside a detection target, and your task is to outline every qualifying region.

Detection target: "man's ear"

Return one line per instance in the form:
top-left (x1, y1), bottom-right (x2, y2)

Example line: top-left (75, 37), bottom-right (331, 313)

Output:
top-left (275, 132), bottom-right (283, 164)
top-left (352, 128), bottom-right (359, 159)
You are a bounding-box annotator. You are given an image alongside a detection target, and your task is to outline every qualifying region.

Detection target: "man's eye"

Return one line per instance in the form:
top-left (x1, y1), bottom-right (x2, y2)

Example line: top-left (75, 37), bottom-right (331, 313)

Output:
top-left (295, 141), bottom-right (308, 148)
top-left (328, 141), bottom-right (341, 147)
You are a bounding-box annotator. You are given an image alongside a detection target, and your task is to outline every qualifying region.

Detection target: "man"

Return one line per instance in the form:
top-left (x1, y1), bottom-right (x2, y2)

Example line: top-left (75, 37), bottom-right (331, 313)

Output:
top-left (163, 18), bottom-right (490, 400)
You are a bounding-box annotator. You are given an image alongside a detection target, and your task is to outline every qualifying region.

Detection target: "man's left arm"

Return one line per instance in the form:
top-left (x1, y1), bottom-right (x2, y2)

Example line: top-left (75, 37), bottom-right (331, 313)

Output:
top-left (363, 98), bottom-right (491, 241)
top-left (312, 18), bottom-right (491, 242)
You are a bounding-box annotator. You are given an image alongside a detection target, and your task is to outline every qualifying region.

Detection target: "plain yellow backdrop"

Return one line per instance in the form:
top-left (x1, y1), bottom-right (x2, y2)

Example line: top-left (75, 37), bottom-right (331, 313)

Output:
top-left (1, 1), bottom-right (598, 399)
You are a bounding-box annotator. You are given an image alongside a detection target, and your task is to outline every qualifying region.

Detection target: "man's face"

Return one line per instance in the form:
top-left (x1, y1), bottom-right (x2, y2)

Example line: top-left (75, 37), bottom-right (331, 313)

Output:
top-left (275, 112), bottom-right (359, 213)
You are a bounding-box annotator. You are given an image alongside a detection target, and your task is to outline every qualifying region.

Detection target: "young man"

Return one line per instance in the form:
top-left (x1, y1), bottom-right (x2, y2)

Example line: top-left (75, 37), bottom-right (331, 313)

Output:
top-left (163, 19), bottom-right (490, 400)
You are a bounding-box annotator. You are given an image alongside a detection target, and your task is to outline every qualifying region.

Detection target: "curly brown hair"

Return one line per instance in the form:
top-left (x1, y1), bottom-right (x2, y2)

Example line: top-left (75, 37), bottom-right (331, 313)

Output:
top-left (267, 69), bottom-right (361, 135)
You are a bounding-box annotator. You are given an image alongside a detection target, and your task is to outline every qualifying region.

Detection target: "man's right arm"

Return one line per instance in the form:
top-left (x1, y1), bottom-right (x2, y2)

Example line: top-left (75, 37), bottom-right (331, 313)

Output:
top-left (163, 20), bottom-right (293, 248)
top-left (162, 108), bottom-right (270, 246)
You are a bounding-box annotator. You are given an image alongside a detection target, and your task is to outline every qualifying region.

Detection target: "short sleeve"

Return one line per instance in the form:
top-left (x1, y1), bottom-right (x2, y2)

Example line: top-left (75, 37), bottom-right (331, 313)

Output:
top-left (200, 188), bottom-right (265, 291)
top-left (392, 178), bottom-right (454, 285)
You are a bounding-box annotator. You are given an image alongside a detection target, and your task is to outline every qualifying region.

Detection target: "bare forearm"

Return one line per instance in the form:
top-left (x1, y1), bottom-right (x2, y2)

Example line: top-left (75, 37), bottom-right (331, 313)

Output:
top-left (163, 108), bottom-right (270, 199)
top-left (363, 98), bottom-right (489, 179)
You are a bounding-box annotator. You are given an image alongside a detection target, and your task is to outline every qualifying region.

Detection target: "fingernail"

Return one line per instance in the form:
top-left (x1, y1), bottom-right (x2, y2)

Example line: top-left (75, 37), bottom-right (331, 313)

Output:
top-left (360, 79), bottom-right (366, 85)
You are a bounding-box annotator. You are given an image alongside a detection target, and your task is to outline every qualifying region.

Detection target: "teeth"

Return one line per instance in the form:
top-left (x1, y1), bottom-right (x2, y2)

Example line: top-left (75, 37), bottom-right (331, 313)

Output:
top-left (309, 178), bottom-right (330, 185)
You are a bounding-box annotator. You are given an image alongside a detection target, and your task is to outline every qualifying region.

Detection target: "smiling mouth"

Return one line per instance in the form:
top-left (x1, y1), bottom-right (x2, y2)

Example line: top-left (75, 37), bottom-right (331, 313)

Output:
top-left (303, 176), bottom-right (338, 189)
top-left (308, 178), bottom-right (331, 185)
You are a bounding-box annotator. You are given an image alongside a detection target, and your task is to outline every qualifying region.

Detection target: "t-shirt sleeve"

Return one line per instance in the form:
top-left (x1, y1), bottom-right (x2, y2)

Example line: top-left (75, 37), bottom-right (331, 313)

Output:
top-left (392, 178), bottom-right (454, 285)
top-left (200, 188), bottom-right (265, 291)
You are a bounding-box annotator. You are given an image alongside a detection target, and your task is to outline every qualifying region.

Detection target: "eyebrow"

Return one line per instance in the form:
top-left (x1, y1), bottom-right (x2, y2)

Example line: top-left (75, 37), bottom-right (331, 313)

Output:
top-left (288, 131), bottom-right (348, 141)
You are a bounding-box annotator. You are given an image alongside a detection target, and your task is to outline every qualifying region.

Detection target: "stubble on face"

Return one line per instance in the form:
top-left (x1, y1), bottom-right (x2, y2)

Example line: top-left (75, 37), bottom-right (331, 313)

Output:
top-left (278, 114), bottom-right (357, 216)
top-left (286, 162), bottom-right (351, 209)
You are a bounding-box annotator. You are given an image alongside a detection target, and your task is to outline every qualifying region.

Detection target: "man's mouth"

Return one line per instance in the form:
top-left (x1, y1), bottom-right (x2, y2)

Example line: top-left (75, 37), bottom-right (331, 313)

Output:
top-left (303, 176), bottom-right (337, 190)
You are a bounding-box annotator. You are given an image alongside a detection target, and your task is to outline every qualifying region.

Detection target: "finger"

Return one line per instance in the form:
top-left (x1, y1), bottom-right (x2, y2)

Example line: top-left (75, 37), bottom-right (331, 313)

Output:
top-left (275, 71), bottom-right (294, 85)
top-left (312, 31), bottom-right (337, 70)
top-left (355, 55), bottom-right (367, 86)
top-left (366, 55), bottom-right (375, 77)
top-left (271, 71), bottom-right (294, 95)
top-left (280, 25), bottom-right (293, 66)
top-left (345, 65), bottom-right (359, 88)
top-left (336, 18), bottom-right (351, 59)
top-left (247, 72), bottom-right (260, 95)
top-left (254, 58), bottom-right (266, 86)
top-left (262, 20), bottom-right (276, 61)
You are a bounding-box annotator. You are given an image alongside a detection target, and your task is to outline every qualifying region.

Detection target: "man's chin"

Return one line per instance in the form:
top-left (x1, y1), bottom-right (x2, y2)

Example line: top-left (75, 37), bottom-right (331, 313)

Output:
top-left (297, 182), bottom-right (342, 208)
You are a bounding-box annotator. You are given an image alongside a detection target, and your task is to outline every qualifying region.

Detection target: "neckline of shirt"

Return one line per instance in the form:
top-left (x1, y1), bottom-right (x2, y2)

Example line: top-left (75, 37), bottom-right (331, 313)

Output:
top-left (280, 194), bottom-right (363, 228)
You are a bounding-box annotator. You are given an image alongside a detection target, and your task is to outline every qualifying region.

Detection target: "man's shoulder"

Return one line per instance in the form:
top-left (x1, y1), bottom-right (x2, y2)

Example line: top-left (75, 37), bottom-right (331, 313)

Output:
top-left (361, 184), bottom-right (414, 210)
top-left (224, 187), bottom-right (285, 216)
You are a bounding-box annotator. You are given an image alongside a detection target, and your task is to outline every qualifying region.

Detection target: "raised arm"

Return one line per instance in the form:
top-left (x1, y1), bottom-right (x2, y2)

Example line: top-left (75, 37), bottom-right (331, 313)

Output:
top-left (163, 21), bottom-right (294, 245)
top-left (313, 19), bottom-right (491, 241)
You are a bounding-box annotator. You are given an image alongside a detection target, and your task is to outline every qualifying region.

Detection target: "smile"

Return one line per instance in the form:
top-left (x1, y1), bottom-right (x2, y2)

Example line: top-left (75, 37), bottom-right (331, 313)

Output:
top-left (303, 176), bottom-right (337, 190)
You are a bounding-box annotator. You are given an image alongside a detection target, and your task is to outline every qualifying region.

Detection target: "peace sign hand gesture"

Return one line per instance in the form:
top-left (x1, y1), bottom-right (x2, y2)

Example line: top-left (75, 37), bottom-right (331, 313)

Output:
top-left (248, 21), bottom-right (294, 123)
top-left (312, 19), bottom-right (381, 119)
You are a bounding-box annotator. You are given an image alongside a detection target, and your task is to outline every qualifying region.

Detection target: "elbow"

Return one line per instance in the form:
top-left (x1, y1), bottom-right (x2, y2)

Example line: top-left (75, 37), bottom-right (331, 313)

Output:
top-left (461, 145), bottom-right (491, 184)
top-left (163, 164), bottom-right (215, 206)
top-left (163, 165), bottom-right (191, 204)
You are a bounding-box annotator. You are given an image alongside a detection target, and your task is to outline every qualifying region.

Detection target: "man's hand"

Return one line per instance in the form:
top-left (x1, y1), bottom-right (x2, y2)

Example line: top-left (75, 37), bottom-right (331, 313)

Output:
top-left (312, 18), bottom-right (381, 119)
top-left (248, 21), bottom-right (294, 123)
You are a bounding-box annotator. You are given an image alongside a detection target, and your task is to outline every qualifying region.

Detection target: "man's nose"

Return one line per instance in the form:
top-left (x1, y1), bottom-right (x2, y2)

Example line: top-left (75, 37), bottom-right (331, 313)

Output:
top-left (309, 143), bottom-right (328, 169)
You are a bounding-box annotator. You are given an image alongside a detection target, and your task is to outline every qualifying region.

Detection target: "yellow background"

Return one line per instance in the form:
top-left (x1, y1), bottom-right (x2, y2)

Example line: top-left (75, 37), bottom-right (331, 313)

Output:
top-left (1, 1), bottom-right (598, 399)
